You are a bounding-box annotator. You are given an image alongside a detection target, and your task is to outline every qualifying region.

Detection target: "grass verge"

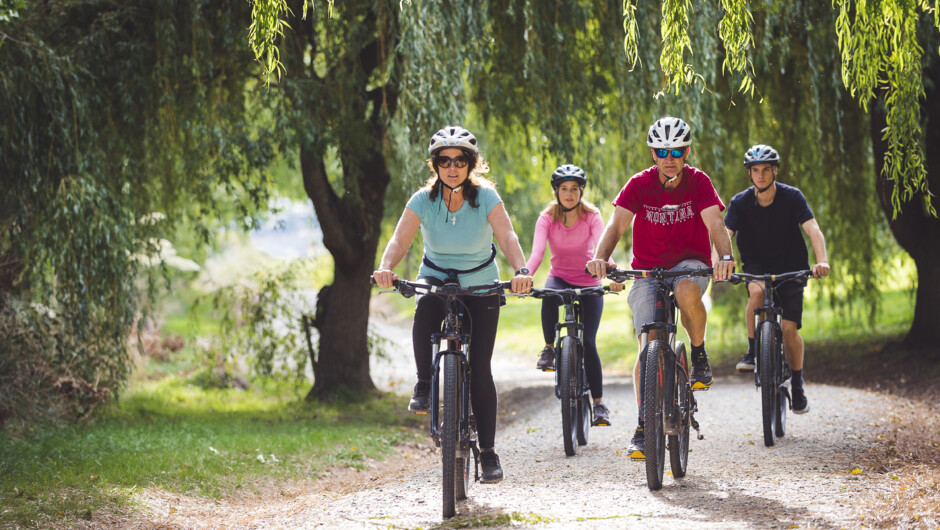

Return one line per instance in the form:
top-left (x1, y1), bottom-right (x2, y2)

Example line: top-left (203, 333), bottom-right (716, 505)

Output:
top-left (0, 377), bottom-right (424, 528)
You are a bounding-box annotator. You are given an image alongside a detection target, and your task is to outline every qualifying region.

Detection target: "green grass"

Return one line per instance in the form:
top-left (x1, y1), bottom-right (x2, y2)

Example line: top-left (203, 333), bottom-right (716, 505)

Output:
top-left (0, 377), bottom-right (424, 527)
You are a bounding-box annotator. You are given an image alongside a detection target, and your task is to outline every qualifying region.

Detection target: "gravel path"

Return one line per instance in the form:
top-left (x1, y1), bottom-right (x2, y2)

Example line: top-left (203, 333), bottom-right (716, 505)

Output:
top-left (270, 373), bottom-right (884, 529)
top-left (134, 305), bottom-right (896, 528)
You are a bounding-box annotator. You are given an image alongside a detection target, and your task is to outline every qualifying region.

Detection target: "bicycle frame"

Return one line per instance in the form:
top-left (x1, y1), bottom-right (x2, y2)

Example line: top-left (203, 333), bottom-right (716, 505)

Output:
top-left (752, 281), bottom-right (784, 388)
top-left (549, 290), bottom-right (592, 401)
top-left (726, 270), bottom-right (814, 447)
top-left (371, 276), bottom-right (510, 518)
top-left (727, 270), bottom-right (814, 385)
top-left (606, 266), bottom-right (710, 489)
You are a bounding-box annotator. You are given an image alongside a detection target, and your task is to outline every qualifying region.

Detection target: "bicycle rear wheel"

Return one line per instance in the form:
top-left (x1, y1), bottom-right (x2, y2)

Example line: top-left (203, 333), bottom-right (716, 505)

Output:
top-left (759, 321), bottom-right (778, 447)
top-left (441, 354), bottom-right (459, 518)
top-left (669, 342), bottom-right (690, 478)
top-left (644, 340), bottom-right (667, 490)
top-left (559, 336), bottom-right (579, 456)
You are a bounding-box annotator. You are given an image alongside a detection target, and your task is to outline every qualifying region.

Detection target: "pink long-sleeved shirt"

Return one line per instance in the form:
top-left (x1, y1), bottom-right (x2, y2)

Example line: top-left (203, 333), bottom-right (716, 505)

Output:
top-left (525, 210), bottom-right (611, 286)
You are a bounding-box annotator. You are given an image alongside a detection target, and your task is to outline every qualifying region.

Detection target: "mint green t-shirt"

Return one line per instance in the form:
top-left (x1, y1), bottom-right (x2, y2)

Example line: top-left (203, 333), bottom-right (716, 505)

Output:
top-left (406, 185), bottom-right (503, 286)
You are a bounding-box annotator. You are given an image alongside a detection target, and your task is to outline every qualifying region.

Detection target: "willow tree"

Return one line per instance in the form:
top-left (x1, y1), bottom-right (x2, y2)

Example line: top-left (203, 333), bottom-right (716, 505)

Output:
top-left (0, 0), bottom-right (274, 421)
top-left (250, 0), bottom-right (924, 397)
top-left (835, 2), bottom-right (940, 349)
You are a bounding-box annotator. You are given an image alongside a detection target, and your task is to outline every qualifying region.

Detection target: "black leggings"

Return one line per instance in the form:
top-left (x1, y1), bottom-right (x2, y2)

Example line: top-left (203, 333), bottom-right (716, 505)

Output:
top-left (540, 276), bottom-right (604, 400)
top-left (412, 278), bottom-right (501, 449)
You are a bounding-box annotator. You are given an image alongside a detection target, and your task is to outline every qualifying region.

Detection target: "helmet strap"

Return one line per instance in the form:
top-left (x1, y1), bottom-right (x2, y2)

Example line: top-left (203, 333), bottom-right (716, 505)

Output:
top-left (554, 189), bottom-right (582, 212)
top-left (751, 169), bottom-right (776, 194)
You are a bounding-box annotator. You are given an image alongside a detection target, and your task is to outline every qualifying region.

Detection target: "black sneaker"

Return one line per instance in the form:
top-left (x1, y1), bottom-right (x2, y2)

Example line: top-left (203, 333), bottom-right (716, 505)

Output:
top-left (592, 402), bottom-right (611, 426)
top-left (479, 450), bottom-right (503, 483)
top-left (408, 380), bottom-right (431, 414)
top-left (536, 346), bottom-right (555, 372)
top-left (792, 387), bottom-right (810, 414)
top-left (691, 352), bottom-right (713, 391)
top-left (735, 352), bottom-right (756, 372)
top-left (627, 425), bottom-right (645, 461)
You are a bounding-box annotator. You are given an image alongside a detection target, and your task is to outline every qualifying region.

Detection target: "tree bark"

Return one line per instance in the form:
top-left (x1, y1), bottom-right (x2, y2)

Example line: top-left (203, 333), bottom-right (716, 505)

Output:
top-left (300, 140), bottom-right (390, 398)
top-left (869, 58), bottom-right (940, 352)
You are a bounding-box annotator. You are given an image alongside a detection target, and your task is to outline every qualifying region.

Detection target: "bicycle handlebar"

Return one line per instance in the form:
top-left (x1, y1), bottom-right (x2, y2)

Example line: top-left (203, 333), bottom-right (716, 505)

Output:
top-left (596, 266), bottom-right (714, 284)
top-left (370, 276), bottom-right (512, 298)
top-left (528, 285), bottom-right (611, 299)
top-left (723, 270), bottom-right (815, 286)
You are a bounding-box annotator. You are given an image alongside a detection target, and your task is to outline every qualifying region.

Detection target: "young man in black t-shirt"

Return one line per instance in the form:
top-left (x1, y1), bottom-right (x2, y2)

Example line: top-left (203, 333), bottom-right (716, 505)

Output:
top-left (723, 144), bottom-right (830, 413)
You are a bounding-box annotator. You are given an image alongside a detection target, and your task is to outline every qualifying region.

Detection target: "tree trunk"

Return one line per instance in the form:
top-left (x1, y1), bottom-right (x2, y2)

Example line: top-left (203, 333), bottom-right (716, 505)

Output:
top-left (300, 145), bottom-right (389, 399)
top-left (869, 58), bottom-right (940, 352)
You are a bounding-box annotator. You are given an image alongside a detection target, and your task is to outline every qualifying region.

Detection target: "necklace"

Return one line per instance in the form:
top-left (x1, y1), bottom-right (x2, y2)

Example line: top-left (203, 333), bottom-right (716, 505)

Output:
top-left (451, 212), bottom-right (457, 225)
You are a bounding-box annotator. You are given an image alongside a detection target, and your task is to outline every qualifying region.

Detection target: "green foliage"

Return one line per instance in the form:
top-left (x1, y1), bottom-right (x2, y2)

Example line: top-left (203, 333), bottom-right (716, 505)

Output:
top-left (718, 0), bottom-right (757, 97)
top-left (659, 0), bottom-right (705, 96)
top-left (834, 0), bottom-right (936, 218)
top-left (0, 0), bottom-right (277, 421)
top-left (248, 0), bottom-right (333, 83)
top-left (623, 0), bottom-right (640, 69)
top-left (208, 263), bottom-right (309, 383)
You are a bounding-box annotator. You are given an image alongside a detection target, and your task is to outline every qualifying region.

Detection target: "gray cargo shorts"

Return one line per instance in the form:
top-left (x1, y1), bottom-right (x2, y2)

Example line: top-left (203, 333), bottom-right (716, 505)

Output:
top-left (626, 259), bottom-right (711, 336)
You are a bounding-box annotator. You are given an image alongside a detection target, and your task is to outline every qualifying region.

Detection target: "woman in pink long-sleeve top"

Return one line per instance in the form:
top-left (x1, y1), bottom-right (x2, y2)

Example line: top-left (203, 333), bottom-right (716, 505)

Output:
top-left (526, 164), bottom-right (623, 426)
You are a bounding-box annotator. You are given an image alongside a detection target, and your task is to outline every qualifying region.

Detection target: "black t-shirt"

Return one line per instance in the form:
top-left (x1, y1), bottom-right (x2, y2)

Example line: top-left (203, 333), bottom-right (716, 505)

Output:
top-left (724, 182), bottom-right (814, 274)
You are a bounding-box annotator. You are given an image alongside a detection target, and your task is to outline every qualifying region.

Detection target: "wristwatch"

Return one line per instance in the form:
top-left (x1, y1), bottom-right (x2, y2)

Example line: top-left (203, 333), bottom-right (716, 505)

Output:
top-left (515, 267), bottom-right (530, 276)
top-left (719, 254), bottom-right (734, 262)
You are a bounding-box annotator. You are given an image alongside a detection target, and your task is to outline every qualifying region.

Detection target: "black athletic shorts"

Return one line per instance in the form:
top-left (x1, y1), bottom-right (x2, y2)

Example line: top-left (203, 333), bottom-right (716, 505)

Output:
top-left (747, 279), bottom-right (805, 329)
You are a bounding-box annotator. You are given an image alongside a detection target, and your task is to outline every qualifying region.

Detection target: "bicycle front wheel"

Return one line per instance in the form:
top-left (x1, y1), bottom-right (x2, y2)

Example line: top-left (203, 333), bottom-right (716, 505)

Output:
top-left (644, 340), bottom-right (668, 490)
top-left (559, 336), bottom-right (579, 456)
top-left (775, 336), bottom-right (788, 438)
top-left (669, 342), bottom-right (690, 478)
top-left (759, 321), bottom-right (778, 447)
top-left (441, 354), bottom-right (459, 518)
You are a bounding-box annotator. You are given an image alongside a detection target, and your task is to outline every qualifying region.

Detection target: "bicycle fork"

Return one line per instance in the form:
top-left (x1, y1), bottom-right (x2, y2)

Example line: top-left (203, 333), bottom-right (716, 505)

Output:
top-left (429, 337), bottom-right (480, 480)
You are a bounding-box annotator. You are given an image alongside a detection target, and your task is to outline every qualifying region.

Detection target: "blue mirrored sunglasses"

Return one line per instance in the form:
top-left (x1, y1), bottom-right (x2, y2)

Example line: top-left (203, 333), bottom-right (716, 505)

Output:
top-left (654, 148), bottom-right (687, 159)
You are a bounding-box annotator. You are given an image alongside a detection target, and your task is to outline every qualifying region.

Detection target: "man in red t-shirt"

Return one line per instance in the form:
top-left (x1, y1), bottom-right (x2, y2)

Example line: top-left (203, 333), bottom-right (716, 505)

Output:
top-left (586, 117), bottom-right (735, 460)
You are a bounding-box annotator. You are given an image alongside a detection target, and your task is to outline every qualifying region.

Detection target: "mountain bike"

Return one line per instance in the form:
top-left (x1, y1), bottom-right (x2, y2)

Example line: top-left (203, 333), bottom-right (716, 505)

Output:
top-left (371, 277), bottom-right (510, 519)
top-left (725, 270), bottom-right (815, 447)
top-left (605, 266), bottom-right (711, 490)
top-left (528, 285), bottom-right (610, 456)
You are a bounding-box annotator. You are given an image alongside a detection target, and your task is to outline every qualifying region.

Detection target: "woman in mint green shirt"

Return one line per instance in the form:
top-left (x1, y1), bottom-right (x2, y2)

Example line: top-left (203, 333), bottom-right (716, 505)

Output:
top-left (373, 126), bottom-right (532, 484)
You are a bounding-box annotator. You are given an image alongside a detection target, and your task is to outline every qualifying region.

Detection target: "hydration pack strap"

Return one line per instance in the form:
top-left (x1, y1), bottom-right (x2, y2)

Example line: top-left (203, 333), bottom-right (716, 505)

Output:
top-left (422, 243), bottom-right (497, 279)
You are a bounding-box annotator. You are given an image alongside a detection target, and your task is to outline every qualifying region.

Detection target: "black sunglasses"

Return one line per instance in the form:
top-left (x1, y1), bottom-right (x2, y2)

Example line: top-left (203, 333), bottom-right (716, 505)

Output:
top-left (654, 148), bottom-right (687, 159)
top-left (435, 155), bottom-right (470, 169)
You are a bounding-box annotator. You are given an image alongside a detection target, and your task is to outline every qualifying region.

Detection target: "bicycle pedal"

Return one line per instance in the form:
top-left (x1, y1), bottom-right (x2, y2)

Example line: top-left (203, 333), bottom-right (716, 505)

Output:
top-left (592, 420), bottom-right (611, 427)
top-left (691, 382), bottom-right (712, 391)
top-left (628, 450), bottom-right (645, 461)
top-left (413, 411), bottom-right (429, 415)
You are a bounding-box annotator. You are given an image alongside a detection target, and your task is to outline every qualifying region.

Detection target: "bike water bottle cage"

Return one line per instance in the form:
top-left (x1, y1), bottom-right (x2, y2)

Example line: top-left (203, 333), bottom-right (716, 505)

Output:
top-left (422, 243), bottom-right (497, 280)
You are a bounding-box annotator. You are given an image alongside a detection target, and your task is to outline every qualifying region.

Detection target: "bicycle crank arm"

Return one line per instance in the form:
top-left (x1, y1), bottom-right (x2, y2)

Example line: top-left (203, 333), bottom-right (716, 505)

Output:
top-left (691, 416), bottom-right (704, 440)
top-left (470, 442), bottom-right (481, 482)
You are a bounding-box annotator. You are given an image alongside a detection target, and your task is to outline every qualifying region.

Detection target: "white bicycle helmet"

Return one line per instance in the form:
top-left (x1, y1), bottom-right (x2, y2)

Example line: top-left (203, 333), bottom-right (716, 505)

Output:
top-left (646, 117), bottom-right (692, 149)
top-left (428, 126), bottom-right (479, 155)
top-left (551, 164), bottom-right (587, 189)
top-left (743, 144), bottom-right (780, 167)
